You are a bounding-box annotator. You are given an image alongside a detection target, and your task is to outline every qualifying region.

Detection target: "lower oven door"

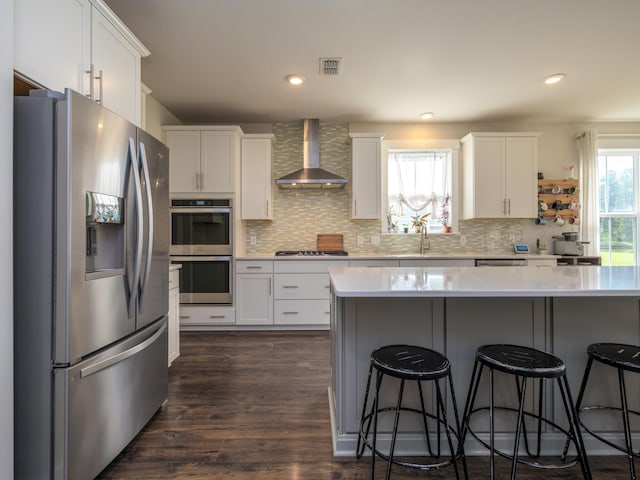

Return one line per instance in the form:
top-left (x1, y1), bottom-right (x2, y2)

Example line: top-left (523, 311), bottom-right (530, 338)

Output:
top-left (171, 256), bottom-right (232, 304)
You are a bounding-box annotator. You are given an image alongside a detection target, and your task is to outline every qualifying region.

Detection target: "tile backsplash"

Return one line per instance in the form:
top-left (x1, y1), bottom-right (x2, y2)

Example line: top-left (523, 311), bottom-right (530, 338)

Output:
top-left (241, 122), bottom-right (526, 255)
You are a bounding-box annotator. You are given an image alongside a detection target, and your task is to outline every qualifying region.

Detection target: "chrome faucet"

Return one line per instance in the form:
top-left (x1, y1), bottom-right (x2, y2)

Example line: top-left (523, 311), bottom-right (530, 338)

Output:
top-left (420, 227), bottom-right (430, 253)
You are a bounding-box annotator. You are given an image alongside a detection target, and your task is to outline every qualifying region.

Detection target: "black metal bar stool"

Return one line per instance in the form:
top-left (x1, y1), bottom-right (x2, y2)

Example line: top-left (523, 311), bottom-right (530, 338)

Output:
top-left (356, 344), bottom-right (468, 480)
top-left (462, 344), bottom-right (591, 480)
top-left (572, 343), bottom-right (640, 479)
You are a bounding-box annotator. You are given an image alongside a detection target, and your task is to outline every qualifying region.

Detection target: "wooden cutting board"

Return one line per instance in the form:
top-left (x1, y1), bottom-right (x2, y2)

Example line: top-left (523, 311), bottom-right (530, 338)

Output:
top-left (317, 234), bottom-right (343, 252)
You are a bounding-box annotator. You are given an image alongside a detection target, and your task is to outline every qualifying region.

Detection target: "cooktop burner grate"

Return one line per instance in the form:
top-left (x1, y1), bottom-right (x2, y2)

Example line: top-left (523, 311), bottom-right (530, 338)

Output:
top-left (275, 250), bottom-right (348, 256)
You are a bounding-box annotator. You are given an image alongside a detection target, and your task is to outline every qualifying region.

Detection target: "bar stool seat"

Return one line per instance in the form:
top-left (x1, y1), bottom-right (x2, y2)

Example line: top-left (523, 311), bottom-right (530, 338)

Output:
top-left (463, 344), bottom-right (591, 480)
top-left (357, 344), bottom-right (467, 480)
top-left (574, 343), bottom-right (640, 479)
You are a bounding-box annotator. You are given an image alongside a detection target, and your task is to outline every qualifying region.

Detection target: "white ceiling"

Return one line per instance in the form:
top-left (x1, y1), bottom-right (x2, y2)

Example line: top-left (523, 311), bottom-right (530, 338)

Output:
top-left (104, 0), bottom-right (640, 125)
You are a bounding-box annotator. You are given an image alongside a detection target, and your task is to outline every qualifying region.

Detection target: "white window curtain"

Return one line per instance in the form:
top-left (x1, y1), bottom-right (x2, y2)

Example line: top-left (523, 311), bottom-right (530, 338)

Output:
top-left (388, 150), bottom-right (450, 219)
top-left (577, 129), bottom-right (599, 255)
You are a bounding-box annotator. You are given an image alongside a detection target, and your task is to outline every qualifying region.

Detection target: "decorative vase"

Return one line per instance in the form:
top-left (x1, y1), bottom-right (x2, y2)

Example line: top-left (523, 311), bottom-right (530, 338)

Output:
top-left (444, 225), bottom-right (452, 233)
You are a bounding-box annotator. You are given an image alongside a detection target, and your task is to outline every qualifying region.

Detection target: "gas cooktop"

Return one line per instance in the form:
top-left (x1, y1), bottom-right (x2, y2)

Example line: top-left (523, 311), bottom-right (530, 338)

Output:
top-left (275, 250), bottom-right (349, 256)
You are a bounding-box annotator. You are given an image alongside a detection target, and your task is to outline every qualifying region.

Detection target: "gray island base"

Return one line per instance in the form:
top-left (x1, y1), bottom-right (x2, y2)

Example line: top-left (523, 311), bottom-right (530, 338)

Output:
top-left (328, 266), bottom-right (640, 457)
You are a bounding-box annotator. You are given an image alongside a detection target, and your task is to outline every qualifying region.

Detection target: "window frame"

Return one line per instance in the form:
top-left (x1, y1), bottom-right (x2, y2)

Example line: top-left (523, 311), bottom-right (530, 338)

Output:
top-left (381, 139), bottom-right (460, 234)
top-left (597, 138), bottom-right (640, 265)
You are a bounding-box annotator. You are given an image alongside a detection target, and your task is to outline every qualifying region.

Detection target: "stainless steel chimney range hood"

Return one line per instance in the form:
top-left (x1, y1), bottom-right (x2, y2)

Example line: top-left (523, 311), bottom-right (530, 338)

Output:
top-left (275, 119), bottom-right (347, 189)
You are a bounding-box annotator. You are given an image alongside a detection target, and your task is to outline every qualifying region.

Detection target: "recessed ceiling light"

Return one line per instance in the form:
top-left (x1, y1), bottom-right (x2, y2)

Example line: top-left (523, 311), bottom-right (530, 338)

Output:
top-left (544, 73), bottom-right (566, 85)
top-left (420, 112), bottom-right (434, 120)
top-left (286, 74), bottom-right (305, 86)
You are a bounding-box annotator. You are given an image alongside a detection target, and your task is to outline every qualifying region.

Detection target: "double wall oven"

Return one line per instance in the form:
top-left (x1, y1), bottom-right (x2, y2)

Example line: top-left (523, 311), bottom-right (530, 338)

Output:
top-left (170, 198), bottom-right (233, 304)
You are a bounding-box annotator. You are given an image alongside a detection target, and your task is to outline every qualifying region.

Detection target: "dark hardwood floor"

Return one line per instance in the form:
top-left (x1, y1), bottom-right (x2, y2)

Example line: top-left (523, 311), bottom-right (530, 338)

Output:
top-left (98, 331), bottom-right (634, 479)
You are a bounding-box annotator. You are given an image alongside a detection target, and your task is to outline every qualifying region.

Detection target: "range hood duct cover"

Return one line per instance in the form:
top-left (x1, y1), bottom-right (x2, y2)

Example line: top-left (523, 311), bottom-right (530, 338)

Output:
top-left (275, 119), bottom-right (347, 189)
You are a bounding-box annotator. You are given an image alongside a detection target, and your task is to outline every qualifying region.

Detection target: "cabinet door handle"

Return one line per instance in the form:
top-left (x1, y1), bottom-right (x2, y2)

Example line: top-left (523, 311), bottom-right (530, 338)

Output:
top-left (266, 200), bottom-right (269, 216)
top-left (96, 69), bottom-right (103, 105)
top-left (246, 266), bottom-right (263, 269)
top-left (503, 198), bottom-right (507, 215)
top-left (269, 277), bottom-right (272, 295)
top-left (507, 198), bottom-right (511, 215)
top-left (209, 315), bottom-right (225, 319)
top-left (85, 64), bottom-right (95, 100)
top-left (179, 315), bottom-right (191, 319)
top-left (282, 311), bottom-right (299, 315)
top-left (199, 172), bottom-right (204, 190)
top-left (283, 285), bottom-right (299, 289)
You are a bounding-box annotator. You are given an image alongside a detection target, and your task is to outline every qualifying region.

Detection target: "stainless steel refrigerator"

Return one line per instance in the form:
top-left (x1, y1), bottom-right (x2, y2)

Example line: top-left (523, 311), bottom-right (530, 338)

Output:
top-left (13, 89), bottom-right (170, 480)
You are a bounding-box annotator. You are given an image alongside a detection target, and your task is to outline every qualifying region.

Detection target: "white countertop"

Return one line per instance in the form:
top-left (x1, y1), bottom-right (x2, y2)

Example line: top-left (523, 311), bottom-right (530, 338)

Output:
top-left (236, 253), bottom-right (558, 261)
top-left (329, 265), bottom-right (640, 297)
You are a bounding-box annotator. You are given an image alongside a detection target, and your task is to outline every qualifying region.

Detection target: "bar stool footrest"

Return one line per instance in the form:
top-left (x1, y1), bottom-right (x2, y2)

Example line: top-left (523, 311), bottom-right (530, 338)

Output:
top-left (360, 406), bottom-right (464, 470)
top-left (466, 406), bottom-right (581, 469)
top-left (579, 405), bottom-right (640, 457)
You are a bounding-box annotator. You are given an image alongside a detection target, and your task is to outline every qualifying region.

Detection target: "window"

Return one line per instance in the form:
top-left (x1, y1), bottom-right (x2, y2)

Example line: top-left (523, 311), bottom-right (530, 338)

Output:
top-left (597, 147), bottom-right (640, 265)
top-left (382, 140), bottom-right (458, 234)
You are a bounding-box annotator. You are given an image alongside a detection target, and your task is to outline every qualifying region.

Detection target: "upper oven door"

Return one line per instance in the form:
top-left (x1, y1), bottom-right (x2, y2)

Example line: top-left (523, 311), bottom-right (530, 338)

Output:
top-left (170, 207), bottom-right (233, 255)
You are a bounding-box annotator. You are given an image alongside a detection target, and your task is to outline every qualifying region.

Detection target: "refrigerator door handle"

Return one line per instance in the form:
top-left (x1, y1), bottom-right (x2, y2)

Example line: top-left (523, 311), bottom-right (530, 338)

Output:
top-left (79, 322), bottom-right (167, 378)
top-left (138, 141), bottom-right (154, 307)
top-left (128, 137), bottom-right (144, 317)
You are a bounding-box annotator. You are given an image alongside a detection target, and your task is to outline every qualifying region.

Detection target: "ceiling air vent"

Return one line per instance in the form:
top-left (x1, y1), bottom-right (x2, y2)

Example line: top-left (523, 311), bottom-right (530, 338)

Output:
top-left (319, 57), bottom-right (343, 75)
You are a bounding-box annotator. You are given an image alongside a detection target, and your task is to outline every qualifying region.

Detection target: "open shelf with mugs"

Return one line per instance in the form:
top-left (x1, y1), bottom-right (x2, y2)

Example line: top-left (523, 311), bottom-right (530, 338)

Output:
top-left (537, 178), bottom-right (579, 224)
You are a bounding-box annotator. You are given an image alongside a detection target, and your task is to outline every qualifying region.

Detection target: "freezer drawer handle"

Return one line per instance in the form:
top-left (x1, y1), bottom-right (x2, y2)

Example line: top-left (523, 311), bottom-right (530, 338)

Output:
top-left (80, 323), bottom-right (167, 378)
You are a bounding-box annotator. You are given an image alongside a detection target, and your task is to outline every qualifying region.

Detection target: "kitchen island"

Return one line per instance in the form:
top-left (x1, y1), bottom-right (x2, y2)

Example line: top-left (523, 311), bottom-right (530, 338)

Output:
top-left (328, 265), bottom-right (640, 457)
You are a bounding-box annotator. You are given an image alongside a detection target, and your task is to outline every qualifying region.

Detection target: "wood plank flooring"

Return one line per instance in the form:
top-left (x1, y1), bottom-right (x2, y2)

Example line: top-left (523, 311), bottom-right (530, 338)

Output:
top-left (98, 331), bottom-right (635, 479)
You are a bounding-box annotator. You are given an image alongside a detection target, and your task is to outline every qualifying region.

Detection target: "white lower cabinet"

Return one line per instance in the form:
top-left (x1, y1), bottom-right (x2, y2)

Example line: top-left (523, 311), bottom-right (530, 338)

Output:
top-left (399, 259), bottom-right (476, 267)
top-left (236, 274), bottom-right (274, 325)
top-left (349, 259), bottom-right (399, 267)
top-left (235, 260), bottom-right (274, 325)
top-left (273, 260), bottom-right (343, 328)
top-left (168, 268), bottom-right (180, 365)
top-left (274, 300), bottom-right (331, 325)
top-left (527, 258), bottom-right (557, 267)
top-left (179, 305), bottom-right (236, 327)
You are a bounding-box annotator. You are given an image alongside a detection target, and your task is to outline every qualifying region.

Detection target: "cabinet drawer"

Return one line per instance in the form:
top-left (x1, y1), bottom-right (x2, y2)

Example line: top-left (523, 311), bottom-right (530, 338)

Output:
top-left (179, 305), bottom-right (235, 325)
top-left (274, 260), bottom-right (345, 274)
top-left (236, 260), bottom-right (274, 274)
top-left (399, 259), bottom-right (475, 267)
top-left (169, 269), bottom-right (180, 290)
top-left (274, 300), bottom-right (330, 325)
top-left (349, 259), bottom-right (399, 267)
top-left (274, 274), bottom-right (330, 299)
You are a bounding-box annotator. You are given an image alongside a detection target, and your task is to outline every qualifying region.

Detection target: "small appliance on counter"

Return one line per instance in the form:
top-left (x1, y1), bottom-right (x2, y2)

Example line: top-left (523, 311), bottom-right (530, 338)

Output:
top-left (553, 232), bottom-right (589, 256)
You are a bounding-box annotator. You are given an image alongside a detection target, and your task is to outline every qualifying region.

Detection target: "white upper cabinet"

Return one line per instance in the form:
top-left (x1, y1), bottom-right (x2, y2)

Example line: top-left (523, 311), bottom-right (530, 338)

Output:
top-left (351, 134), bottom-right (384, 219)
top-left (14, 0), bottom-right (148, 126)
top-left (164, 130), bottom-right (201, 193)
top-left (461, 132), bottom-right (540, 219)
top-left (14, 0), bottom-right (91, 95)
top-left (90, 5), bottom-right (143, 125)
top-left (241, 135), bottom-right (274, 220)
top-left (163, 127), bottom-right (243, 194)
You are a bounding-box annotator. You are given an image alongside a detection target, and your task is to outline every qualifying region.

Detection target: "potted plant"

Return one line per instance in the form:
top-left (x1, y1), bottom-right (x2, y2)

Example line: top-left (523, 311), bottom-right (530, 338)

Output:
top-left (411, 213), bottom-right (430, 233)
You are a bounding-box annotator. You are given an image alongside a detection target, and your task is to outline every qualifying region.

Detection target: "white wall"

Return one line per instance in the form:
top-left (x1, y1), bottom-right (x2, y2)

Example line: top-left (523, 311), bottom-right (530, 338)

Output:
top-left (144, 94), bottom-right (181, 140)
top-left (1, 0), bottom-right (13, 477)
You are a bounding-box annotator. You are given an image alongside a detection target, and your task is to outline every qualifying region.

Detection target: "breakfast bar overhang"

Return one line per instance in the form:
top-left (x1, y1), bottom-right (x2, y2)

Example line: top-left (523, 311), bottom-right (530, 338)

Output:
top-left (328, 265), bottom-right (640, 457)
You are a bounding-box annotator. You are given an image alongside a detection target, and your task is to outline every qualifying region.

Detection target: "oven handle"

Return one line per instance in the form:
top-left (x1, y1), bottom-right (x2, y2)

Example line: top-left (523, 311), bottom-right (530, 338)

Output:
top-left (171, 256), bottom-right (232, 262)
top-left (170, 207), bottom-right (231, 214)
